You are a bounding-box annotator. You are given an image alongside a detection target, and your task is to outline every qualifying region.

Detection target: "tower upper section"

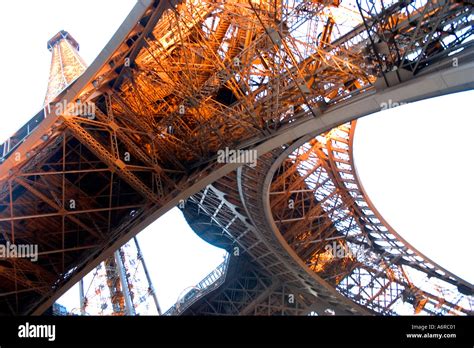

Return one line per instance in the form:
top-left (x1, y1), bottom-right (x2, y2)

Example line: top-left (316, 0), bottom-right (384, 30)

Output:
top-left (44, 30), bottom-right (87, 105)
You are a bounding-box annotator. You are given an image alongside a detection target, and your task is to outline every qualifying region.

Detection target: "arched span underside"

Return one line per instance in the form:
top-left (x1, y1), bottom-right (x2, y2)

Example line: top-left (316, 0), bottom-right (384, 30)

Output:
top-left (260, 122), bottom-right (473, 315)
top-left (179, 114), bottom-right (473, 316)
top-left (0, 0), bottom-right (472, 315)
top-left (180, 158), bottom-right (370, 315)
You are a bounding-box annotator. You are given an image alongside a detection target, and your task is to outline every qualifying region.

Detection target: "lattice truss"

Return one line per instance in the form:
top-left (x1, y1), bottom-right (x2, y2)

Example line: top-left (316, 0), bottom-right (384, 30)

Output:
top-left (180, 172), bottom-right (367, 315)
top-left (164, 253), bottom-right (230, 316)
top-left (183, 255), bottom-right (320, 316)
top-left (268, 122), bottom-right (473, 315)
top-left (0, 0), bottom-right (472, 314)
top-left (61, 0), bottom-right (474, 208)
top-left (75, 238), bottom-right (159, 315)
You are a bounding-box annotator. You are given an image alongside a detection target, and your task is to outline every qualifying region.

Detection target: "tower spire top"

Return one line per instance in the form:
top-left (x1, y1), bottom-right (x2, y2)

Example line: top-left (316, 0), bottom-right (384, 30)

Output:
top-left (44, 30), bottom-right (87, 105)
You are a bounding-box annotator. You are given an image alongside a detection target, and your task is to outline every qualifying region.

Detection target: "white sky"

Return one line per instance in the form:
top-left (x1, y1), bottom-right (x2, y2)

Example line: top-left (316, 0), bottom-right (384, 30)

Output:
top-left (354, 92), bottom-right (474, 284)
top-left (0, 0), bottom-right (471, 314)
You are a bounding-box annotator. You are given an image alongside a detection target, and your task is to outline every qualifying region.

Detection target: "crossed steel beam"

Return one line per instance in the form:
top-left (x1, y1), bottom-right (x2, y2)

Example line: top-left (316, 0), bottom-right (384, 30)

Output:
top-left (0, 0), bottom-right (472, 315)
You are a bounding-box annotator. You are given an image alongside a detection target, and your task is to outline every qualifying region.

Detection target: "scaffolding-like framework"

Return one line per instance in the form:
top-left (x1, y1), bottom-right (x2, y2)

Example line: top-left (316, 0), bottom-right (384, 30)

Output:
top-left (0, 0), bottom-right (472, 315)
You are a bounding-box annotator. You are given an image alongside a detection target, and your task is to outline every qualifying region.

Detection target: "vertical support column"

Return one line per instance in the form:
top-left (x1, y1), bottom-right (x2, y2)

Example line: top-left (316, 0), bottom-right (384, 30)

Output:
top-left (79, 278), bottom-right (86, 315)
top-left (115, 250), bottom-right (136, 315)
top-left (134, 237), bottom-right (162, 315)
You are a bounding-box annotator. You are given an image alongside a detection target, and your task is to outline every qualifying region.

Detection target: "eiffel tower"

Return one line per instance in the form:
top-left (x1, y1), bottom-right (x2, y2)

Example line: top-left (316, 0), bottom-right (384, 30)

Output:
top-left (26, 30), bottom-right (160, 316)
top-left (0, 0), bottom-right (473, 316)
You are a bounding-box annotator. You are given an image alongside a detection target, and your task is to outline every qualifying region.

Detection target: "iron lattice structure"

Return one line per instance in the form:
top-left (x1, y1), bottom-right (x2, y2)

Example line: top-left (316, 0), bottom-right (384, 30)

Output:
top-left (1, 30), bottom-right (161, 316)
top-left (43, 31), bottom-right (161, 316)
top-left (44, 32), bottom-right (161, 316)
top-left (0, 0), bottom-right (472, 315)
top-left (76, 237), bottom-right (161, 315)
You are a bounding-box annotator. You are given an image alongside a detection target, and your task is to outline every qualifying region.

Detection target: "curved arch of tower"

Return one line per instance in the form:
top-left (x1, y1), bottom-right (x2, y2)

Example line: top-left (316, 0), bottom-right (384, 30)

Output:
top-left (0, 0), bottom-right (472, 315)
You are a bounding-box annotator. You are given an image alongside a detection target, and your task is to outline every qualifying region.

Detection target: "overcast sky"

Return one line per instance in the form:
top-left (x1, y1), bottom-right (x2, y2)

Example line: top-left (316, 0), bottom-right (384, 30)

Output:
top-left (0, 0), bottom-right (471, 314)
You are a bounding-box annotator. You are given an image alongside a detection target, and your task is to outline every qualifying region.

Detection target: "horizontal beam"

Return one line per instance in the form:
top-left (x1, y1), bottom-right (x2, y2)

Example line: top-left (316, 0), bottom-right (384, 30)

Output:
top-left (0, 204), bottom-right (143, 222)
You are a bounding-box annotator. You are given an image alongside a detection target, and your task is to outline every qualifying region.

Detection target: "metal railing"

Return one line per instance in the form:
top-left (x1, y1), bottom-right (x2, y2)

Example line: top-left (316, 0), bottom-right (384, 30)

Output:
top-left (163, 253), bottom-right (230, 316)
top-left (0, 74), bottom-right (83, 163)
top-left (0, 109), bottom-right (45, 163)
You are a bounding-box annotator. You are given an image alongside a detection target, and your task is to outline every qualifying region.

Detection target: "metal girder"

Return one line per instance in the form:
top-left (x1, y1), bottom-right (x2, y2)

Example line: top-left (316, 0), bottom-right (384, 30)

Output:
top-left (14, 177), bottom-right (103, 239)
top-left (0, 0), bottom-right (472, 316)
top-left (62, 116), bottom-right (160, 204)
top-left (183, 256), bottom-right (319, 316)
